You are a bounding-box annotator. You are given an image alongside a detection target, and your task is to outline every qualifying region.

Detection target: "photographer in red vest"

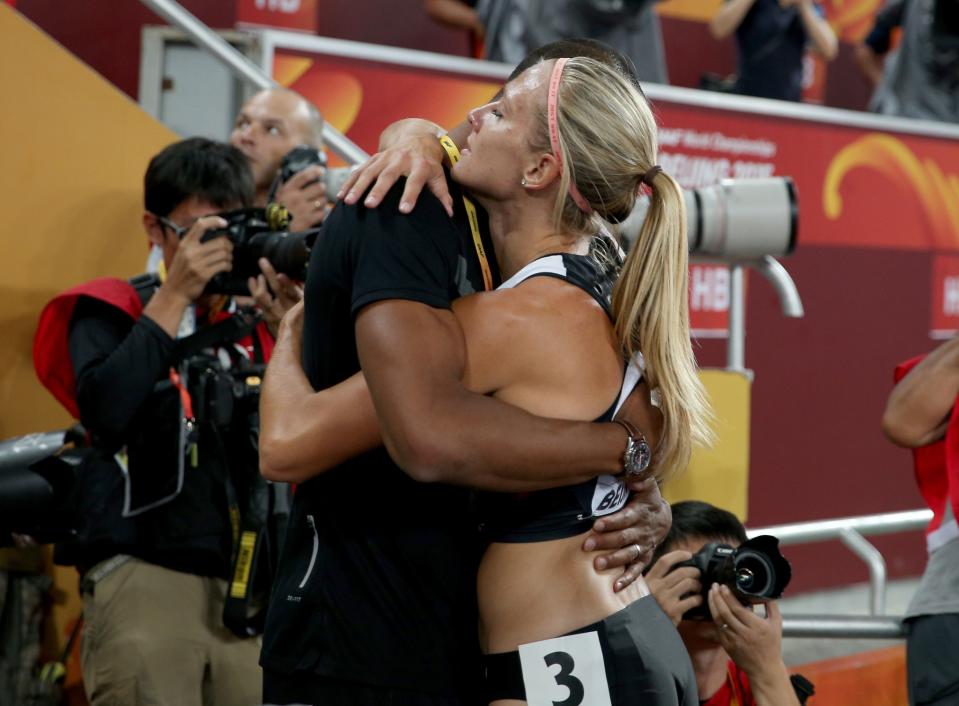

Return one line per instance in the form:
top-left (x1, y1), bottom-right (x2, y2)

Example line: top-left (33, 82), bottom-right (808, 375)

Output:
top-left (34, 138), bottom-right (272, 706)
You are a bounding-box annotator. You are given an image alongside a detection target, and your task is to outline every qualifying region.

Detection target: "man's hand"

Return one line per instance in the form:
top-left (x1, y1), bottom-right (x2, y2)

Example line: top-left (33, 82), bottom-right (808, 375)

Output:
top-left (645, 550), bottom-right (703, 625)
top-left (708, 585), bottom-right (800, 705)
top-left (247, 257), bottom-right (303, 337)
top-left (276, 166), bottom-right (328, 231)
top-left (583, 477), bottom-right (671, 592)
top-left (163, 215), bottom-right (232, 303)
top-left (338, 130), bottom-right (452, 216)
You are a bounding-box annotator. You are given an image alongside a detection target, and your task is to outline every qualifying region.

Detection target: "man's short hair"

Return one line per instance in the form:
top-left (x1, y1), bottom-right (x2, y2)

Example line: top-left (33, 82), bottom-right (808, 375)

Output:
top-left (655, 500), bottom-right (749, 561)
top-left (507, 38), bottom-right (643, 92)
top-left (144, 137), bottom-right (255, 217)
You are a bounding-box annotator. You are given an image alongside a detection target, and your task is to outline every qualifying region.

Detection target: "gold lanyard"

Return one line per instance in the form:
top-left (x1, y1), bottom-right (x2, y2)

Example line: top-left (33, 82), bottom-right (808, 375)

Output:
top-left (438, 134), bottom-right (493, 292)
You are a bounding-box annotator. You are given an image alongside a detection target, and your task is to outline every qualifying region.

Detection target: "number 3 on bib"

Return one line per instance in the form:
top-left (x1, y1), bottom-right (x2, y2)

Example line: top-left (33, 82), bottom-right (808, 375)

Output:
top-left (518, 632), bottom-right (612, 706)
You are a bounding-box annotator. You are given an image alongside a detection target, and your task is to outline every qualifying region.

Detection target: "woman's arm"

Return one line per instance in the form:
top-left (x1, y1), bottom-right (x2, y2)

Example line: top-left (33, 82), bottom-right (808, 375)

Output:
top-left (259, 301), bottom-right (380, 483)
top-left (339, 117), bottom-right (476, 214)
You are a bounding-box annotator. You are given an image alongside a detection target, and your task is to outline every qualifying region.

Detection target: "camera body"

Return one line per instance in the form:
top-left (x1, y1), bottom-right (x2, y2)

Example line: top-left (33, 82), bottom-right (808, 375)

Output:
top-left (200, 207), bottom-right (317, 295)
top-left (277, 145), bottom-right (353, 206)
top-left (673, 534), bottom-right (792, 620)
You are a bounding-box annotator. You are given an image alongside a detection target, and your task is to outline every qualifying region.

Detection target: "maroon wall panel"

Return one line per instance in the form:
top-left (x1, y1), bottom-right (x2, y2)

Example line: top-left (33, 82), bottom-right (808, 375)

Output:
top-left (15, 0), bottom-right (235, 99)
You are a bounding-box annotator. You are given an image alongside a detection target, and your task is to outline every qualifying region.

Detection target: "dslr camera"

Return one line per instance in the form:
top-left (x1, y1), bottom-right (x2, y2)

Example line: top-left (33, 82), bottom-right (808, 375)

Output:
top-left (274, 144), bottom-right (353, 207)
top-left (674, 534), bottom-right (792, 620)
top-left (200, 206), bottom-right (318, 295)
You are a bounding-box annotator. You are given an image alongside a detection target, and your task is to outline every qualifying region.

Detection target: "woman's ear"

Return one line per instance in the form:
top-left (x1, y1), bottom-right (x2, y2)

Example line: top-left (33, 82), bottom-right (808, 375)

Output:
top-left (522, 152), bottom-right (562, 192)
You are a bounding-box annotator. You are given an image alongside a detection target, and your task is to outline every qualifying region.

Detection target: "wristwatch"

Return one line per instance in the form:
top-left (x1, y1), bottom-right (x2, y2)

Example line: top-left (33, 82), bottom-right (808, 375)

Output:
top-left (615, 420), bottom-right (652, 477)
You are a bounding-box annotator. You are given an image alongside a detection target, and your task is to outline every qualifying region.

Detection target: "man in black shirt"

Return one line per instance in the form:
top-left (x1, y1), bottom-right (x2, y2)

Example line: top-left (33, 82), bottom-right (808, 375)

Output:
top-left (35, 138), bottom-right (265, 705)
top-left (259, 44), bottom-right (671, 706)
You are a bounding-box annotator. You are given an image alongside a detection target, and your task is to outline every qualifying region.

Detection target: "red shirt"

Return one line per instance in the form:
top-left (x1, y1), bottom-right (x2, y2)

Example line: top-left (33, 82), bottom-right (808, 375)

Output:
top-left (701, 661), bottom-right (755, 706)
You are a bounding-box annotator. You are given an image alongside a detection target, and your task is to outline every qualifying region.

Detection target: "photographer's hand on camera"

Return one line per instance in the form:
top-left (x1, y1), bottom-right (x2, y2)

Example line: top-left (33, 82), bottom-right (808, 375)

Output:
top-left (248, 257), bottom-right (303, 337)
top-left (276, 165), bottom-right (329, 231)
top-left (708, 586), bottom-right (800, 705)
top-left (143, 215), bottom-right (231, 337)
top-left (646, 550), bottom-right (704, 625)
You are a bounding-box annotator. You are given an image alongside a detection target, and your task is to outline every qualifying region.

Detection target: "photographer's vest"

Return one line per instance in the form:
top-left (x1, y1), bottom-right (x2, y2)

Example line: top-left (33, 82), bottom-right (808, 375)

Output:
top-left (34, 275), bottom-right (285, 636)
top-left (894, 355), bottom-right (959, 554)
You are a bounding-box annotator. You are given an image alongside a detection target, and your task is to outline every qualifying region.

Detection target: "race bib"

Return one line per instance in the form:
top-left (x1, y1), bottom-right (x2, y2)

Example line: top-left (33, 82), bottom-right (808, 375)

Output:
top-left (518, 632), bottom-right (612, 706)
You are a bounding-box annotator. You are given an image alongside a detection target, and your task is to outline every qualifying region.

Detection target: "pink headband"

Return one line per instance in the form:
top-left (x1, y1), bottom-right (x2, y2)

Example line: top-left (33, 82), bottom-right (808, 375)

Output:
top-left (547, 58), bottom-right (593, 215)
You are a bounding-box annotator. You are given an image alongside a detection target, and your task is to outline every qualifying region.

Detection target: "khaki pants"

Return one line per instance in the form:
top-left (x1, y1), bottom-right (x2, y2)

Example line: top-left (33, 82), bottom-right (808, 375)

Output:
top-left (80, 558), bottom-right (262, 706)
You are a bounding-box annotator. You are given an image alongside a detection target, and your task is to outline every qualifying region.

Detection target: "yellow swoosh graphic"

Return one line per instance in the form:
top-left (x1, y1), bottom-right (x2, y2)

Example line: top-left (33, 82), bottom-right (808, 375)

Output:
top-left (824, 133), bottom-right (959, 248)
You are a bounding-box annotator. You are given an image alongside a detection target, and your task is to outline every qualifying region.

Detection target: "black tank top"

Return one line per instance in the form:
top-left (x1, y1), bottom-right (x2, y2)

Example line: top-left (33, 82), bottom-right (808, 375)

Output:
top-left (477, 253), bottom-right (644, 543)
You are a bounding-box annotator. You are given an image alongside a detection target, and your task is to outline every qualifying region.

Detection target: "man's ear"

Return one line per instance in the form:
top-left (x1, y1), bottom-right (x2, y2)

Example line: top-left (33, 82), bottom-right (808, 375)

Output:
top-left (143, 211), bottom-right (165, 248)
top-left (522, 152), bottom-right (562, 192)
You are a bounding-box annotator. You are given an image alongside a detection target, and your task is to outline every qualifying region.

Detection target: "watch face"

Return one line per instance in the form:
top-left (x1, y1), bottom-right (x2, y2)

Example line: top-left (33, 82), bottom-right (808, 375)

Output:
top-left (626, 437), bottom-right (652, 475)
top-left (636, 439), bottom-right (651, 473)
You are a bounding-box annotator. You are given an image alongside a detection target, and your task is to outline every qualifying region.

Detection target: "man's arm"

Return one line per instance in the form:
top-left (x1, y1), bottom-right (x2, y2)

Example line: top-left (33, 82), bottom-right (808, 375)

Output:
top-left (855, 43), bottom-right (886, 87)
top-left (882, 340), bottom-right (959, 448)
top-left (708, 585), bottom-right (801, 706)
top-left (710, 0), bottom-right (757, 39)
top-left (356, 299), bottom-right (630, 491)
top-left (796, 0), bottom-right (838, 61)
top-left (259, 301), bottom-right (380, 483)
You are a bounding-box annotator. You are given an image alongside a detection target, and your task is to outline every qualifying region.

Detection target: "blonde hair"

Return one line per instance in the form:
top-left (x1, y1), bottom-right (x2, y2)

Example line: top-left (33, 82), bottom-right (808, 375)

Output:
top-left (531, 57), bottom-right (713, 481)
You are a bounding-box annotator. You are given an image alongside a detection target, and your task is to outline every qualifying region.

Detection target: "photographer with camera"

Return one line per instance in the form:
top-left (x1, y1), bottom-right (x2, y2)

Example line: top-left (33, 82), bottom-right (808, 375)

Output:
top-left (645, 501), bottom-right (812, 706)
top-left (33, 138), bottom-right (269, 706)
top-left (231, 87), bottom-right (329, 231)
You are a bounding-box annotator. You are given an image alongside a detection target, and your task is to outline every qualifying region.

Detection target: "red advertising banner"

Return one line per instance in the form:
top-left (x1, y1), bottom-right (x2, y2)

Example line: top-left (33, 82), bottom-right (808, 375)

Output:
top-left (931, 255), bottom-right (959, 339)
top-left (689, 264), bottom-right (733, 338)
top-left (237, 0), bottom-right (316, 33)
top-left (268, 40), bottom-right (959, 337)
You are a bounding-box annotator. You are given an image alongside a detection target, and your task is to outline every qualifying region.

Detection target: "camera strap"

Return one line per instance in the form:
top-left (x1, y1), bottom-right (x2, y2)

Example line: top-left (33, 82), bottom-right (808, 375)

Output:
top-left (438, 134), bottom-right (493, 292)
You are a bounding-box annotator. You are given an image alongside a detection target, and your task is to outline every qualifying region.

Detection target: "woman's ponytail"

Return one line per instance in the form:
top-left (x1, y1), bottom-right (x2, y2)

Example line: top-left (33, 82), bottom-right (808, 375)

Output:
top-left (611, 170), bottom-right (713, 482)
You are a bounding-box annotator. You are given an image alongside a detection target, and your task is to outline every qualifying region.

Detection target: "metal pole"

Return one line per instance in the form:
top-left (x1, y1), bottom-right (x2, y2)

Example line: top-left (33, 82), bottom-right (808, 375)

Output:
top-left (749, 508), bottom-right (932, 545)
top-left (727, 264), bottom-right (746, 371)
top-left (782, 614), bottom-right (906, 639)
top-left (138, 0), bottom-right (369, 165)
top-left (751, 255), bottom-right (804, 318)
top-left (838, 528), bottom-right (887, 615)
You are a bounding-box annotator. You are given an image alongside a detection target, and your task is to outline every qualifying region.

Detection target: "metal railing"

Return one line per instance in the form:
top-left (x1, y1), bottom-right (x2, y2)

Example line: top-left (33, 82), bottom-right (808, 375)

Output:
top-left (137, 0), bottom-right (804, 373)
top-left (749, 508), bottom-right (932, 638)
top-left (139, 0), bottom-right (369, 165)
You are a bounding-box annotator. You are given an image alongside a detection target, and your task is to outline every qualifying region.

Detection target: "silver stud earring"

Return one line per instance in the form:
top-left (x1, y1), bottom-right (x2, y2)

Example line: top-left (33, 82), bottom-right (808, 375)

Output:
top-left (521, 177), bottom-right (528, 186)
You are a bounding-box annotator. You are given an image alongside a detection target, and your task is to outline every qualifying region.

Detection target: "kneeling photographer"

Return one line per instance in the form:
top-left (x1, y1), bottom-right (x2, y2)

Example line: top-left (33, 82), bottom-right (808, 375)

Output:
top-left (645, 500), bottom-right (812, 706)
top-left (32, 137), bottom-right (284, 706)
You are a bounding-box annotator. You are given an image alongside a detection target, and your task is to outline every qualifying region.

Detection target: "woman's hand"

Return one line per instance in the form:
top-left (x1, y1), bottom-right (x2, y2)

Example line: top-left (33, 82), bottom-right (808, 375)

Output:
top-left (337, 118), bottom-right (453, 216)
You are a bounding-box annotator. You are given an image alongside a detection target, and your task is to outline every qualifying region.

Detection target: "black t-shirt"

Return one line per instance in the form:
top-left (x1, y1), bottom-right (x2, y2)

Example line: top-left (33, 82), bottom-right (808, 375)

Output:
top-left (260, 179), bottom-right (497, 700)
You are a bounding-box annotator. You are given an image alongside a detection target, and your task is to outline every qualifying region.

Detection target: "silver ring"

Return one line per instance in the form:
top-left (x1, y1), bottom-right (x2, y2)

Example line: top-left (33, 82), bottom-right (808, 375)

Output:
top-left (633, 543), bottom-right (643, 559)
top-left (721, 623), bottom-right (729, 630)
